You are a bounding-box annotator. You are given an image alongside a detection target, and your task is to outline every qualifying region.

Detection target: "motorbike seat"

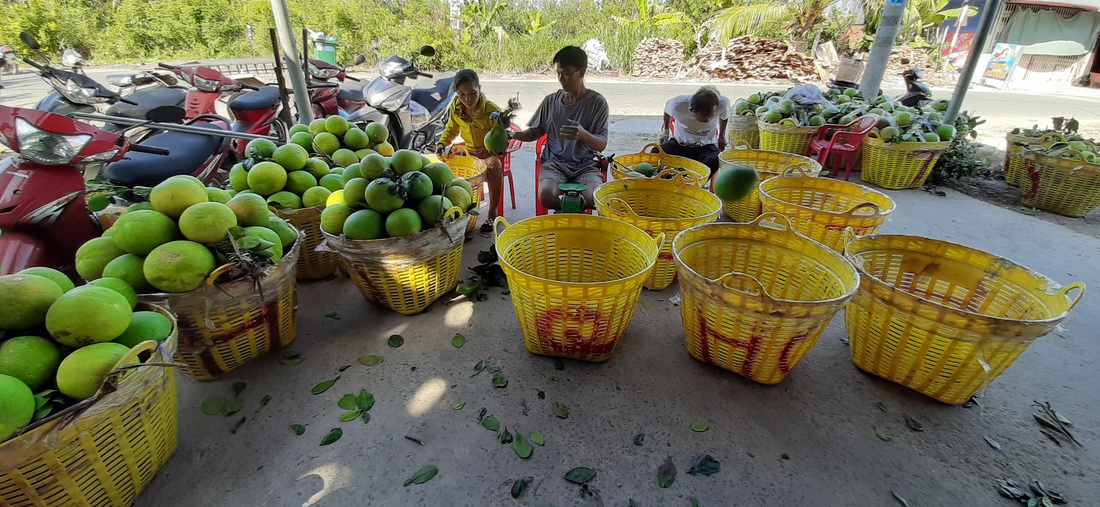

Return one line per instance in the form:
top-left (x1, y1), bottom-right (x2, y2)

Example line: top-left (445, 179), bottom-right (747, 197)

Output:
top-left (105, 88), bottom-right (186, 120)
top-left (409, 73), bottom-right (455, 113)
top-left (338, 88), bottom-right (363, 102)
top-left (229, 86), bottom-right (282, 111)
top-left (101, 123), bottom-right (227, 187)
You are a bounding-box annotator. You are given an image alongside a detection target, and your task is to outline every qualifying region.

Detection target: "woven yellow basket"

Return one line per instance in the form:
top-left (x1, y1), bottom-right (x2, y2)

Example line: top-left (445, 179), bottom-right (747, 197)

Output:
top-left (1004, 132), bottom-right (1065, 186)
top-left (1019, 151), bottom-right (1100, 217)
top-left (757, 119), bottom-right (820, 155)
top-left (610, 143), bottom-right (710, 186)
top-left (277, 206), bottom-right (340, 280)
top-left (427, 151), bottom-right (485, 234)
top-left (140, 236), bottom-right (302, 381)
top-left (728, 114), bottom-right (760, 149)
top-left (844, 234), bottom-right (1085, 404)
top-left (673, 214), bottom-right (859, 384)
top-left (495, 215), bottom-right (662, 362)
top-left (322, 208), bottom-right (469, 315)
top-left (1, 306), bottom-right (179, 506)
top-left (758, 167), bottom-right (895, 251)
top-left (717, 141), bottom-right (823, 222)
top-left (593, 171), bottom-right (721, 290)
top-left (861, 135), bottom-right (948, 190)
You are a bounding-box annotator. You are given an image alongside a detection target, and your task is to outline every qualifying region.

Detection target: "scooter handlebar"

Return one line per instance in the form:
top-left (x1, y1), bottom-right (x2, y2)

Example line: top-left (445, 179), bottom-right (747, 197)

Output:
top-left (117, 97), bottom-right (139, 106)
top-left (157, 62), bottom-right (177, 70)
top-left (23, 58), bottom-right (44, 70)
top-left (346, 75), bottom-right (361, 82)
top-left (129, 144), bottom-right (170, 156)
top-left (240, 83), bottom-right (260, 91)
top-left (416, 71), bottom-right (433, 79)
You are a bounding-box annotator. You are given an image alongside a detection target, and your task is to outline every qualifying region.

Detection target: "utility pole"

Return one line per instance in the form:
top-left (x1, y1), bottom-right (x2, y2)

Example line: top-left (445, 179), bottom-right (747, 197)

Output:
top-left (269, 0), bottom-right (313, 124)
top-left (945, 0), bottom-right (1002, 124)
top-left (858, 0), bottom-right (908, 98)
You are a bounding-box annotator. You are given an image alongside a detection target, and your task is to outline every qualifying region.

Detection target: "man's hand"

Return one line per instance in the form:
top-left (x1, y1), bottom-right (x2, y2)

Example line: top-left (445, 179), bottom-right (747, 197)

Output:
top-left (658, 128), bottom-right (671, 144)
top-left (434, 143), bottom-right (447, 155)
top-left (559, 119), bottom-right (588, 142)
top-left (718, 138), bottom-right (727, 151)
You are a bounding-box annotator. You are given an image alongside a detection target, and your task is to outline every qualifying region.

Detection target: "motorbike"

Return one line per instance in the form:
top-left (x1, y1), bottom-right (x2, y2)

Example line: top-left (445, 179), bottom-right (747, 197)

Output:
top-left (896, 68), bottom-right (932, 108)
top-left (303, 56), bottom-right (366, 119)
top-left (346, 44), bottom-right (455, 151)
top-left (1, 45), bottom-right (18, 76)
top-left (106, 69), bottom-right (184, 97)
top-left (60, 47), bottom-right (89, 75)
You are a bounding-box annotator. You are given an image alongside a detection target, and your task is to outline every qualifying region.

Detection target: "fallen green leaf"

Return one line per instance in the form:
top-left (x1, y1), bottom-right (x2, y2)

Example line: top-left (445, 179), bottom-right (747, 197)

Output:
top-left (553, 402), bottom-right (569, 419)
top-left (984, 436), bottom-right (1002, 452)
top-left (892, 491), bottom-right (910, 507)
top-left (657, 456), bottom-right (676, 488)
top-left (904, 414), bottom-right (924, 432)
top-left (633, 433), bottom-right (645, 446)
top-left (283, 351), bottom-right (302, 360)
top-left (514, 432), bottom-right (533, 458)
top-left (232, 382), bottom-right (247, 396)
top-left (223, 397), bottom-right (244, 416)
top-left (687, 454), bottom-right (720, 476)
top-left (1054, 411), bottom-right (1072, 425)
top-left (511, 477), bottom-right (532, 499)
top-left (356, 390), bottom-right (375, 411)
top-left (324, 311), bottom-right (339, 319)
top-left (530, 431), bottom-right (545, 446)
top-left (201, 396), bottom-right (226, 415)
top-left (629, 500), bottom-right (637, 507)
top-left (340, 410), bottom-right (362, 422)
top-left (453, 401), bottom-right (466, 410)
top-left (260, 395), bottom-right (271, 406)
top-left (781, 453), bottom-right (790, 460)
top-left (690, 496), bottom-right (701, 507)
top-left (486, 364), bottom-right (500, 374)
top-left (481, 416), bottom-right (500, 432)
top-left (691, 420), bottom-right (708, 432)
top-left (289, 424), bottom-right (306, 436)
top-left (875, 428), bottom-right (892, 441)
top-left (280, 357), bottom-right (303, 366)
top-left (452, 334), bottom-right (466, 348)
top-left (361, 411), bottom-right (371, 424)
top-left (230, 416), bottom-right (246, 433)
top-left (477, 407), bottom-right (487, 421)
top-left (320, 428), bottom-right (342, 446)
top-left (311, 378), bottom-right (337, 395)
top-left (473, 360), bottom-right (486, 375)
top-left (537, 390), bottom-right (545, 399)
top-left (338, 364), bottom-right (351, 372)
top-left (338, 394), bottom-right (357, 410)
top-left (404, 465), bottom-right (438, 486)
top-left (358, 355), bottom-right (384, 366)
top-left (564, 467), bottom-right (596, 485)
top-left (876, 402), bottom-right (887, 412)
top-left (492, 372), bottom-right (508, 388)
top-left (388, 334), bottom-right (404, 348)
top-left (499, 428), bottom-right (514, 444)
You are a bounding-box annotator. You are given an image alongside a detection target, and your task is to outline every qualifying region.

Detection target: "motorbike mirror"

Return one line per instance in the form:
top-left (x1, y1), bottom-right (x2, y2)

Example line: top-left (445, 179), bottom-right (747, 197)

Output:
top-left (19, 32), bottom-right (41, 51)
top-left (418, 45), bottom-right (435, 58)
top-left (370, 40), bottom-right (380, 53)
top-left (146, 105), bottom-right (186, 123)
top-left (352, 54), bottom-right (366, 66)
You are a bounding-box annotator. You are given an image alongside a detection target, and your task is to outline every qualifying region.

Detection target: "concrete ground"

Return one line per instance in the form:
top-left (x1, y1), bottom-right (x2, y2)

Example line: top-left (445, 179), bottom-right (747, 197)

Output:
top-left (136, 126), bottom-right (1100, 506)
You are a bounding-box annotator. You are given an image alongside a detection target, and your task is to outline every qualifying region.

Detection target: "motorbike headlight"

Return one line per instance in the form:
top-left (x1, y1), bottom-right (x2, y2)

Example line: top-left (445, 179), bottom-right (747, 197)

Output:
top-left (192, 75), bottom-right (221, 92)
top-left (81, 149), bottom-right (119, 163)
top-left (63, 79), bottom-right (106, 104)
top-left (380, 61), bottom-right (404, 79)
top-left (378, 93), bottom-right (406, 111)
top-left (14, 117), bottom-right (92, 165)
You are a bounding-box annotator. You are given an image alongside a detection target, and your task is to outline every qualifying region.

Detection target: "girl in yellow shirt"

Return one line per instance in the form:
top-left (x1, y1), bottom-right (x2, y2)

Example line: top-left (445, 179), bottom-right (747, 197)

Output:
top-left (435, 69), bottom-right (504, 232)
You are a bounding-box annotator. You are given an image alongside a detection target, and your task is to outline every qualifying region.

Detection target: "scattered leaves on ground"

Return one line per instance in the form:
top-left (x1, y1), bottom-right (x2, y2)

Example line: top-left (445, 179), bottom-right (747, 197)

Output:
top-left (554, 359), bottom-right (565, 370)
top-left (691, 420), bottom-right (708, 432)
top-left (452, 334), bottom-right (466, 348)
top-left (232, 382), bottom-right (247, 396)
top-left (492, 372), bottom-right (508, 388)
top-left (320, 428), bottom-right (342, 446)
top-left (357, 390), bottom-right (375, 411)
top-left (223, 397), bottom-right (244, 416)
top-left (553, 402), bottom-right (570, 419)
top-left (875, 428), bottom-right (892, 441)
top-left (481, 416), bottom-right (501, 432)
top-left (690, 496), bottom-right (701, 507)
top-left (324, 311), bottom-right (340, 319)
top-left (388, 334), bottom-right (404, 348)
top-left (892, 491), bottom-right (910, 507)
top-left (473, 360), bottom-right (486, 376)
top-left (289, 424), bottom-right (306, 436)
top-left (453, 401), bottom-right (466, 410)
top-left (511, 477), bottom-right (532, 498)
top-left (358, 355), bottom-right (384, 366)
top-left (311, 378), bottom-right (338, 395)
top-left (404, 465), bottom-right (438, 486)
top-left (259, 395), bottom-right (271, 406)
top-left (230, 416), bottom-right (246, 434)
top-left (687, 455), bottom-right (721, 476)
top-left (201, 396), bottom-right (226, 415)
top-left (657, 456), bottom-right (676, 488)
top-left (904, 414), bottom-right (924, 432)
top-left (530, 431), bottom-right (545, 446)
top-left (281, 351), bottom-right (303, 366)
top-left (633, 433), bottom-right (645, 446)
top-left (564, 467), bottom-right (596, 485)
top-left (338, 394), bottom-right (357, 410)
top-left (339, 411), bottom-right (362, 422)
top-left (514, 432), bottom-right (533, 458)
top-left (537, 390), bottom-right (545, 399)
top-left (984, 436), bottom-right (1002, 452)
top-left (499, 428), bottom-right (514, 444)
top-left (876, 402), bottom-right (887, 412)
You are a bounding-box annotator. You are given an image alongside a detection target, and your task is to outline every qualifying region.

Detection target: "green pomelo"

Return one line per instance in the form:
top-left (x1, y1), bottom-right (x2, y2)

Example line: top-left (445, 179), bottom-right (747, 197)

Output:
top-left (373, 142), bottom-right (395, 157)
top-left (389, 149), bottom-right (424, 175)
top-left (267, 216), bottom-right (297, 248)
top-left (713, 164), bottom-right (759, 202)
top-left (205, 187), bottom-right (232, 204)
top-left (144, 241), bottom-right (216, 293)
top-left (229, 163), bottom-right (249, 192)
top-left (0, 336), bottom-right (62, 392)
top-left (341, 164), bottom-right (365, 184)
top-left (936, 124), bottom-right (957, 142)
top-left (385, 208), bottom-right (423, 237)
top-left (267, 191), bottom-right (303, 210)
top-left (325, 116), bottom-right (350, 137)
top-left (894, 112), bottom-right (913, 126)
top-left (114, 311), bottom-right (173, 348)
top-left (343, 209), bottom-right (386, 240)
top-left (46, 286), bottom-right (132, 347)
top-left (364, 122), bottom-right (388, 144)
top-left (273, 144), bottom-right (309, 171)
top-left (102, 254), bottom-right (153, 293)
top-left (247, 161), bottom-right (288, 196)
top-left (123, 202), bottom-right (154, 214)
top-left (343, 127), bottom-right (371, 150)
top-left (149, 176), bottom-right (208, 219)
top-left (0, 373), bottom-right (34, 441)
top-left (329, 167), bottom-right (344, 175)
top-left (109, 210), bottom-right (180, 255)
top-left (290, 131), bottom-right (313, 153)
top-left (332, 149), bottom-right (359, 168)
top-left (319, 174), bottom-right (345, 192)
top-left (360, 154), bottom-right (388, 179)
top-left (416, 195), bottom-right (453, 225)
top-left (444, 185), bottom-right (473, 211)
top-left (364, 178), bottom-right (405, 213)
top-left (87, 277), bottom-right (138, 309)
top-left (326, 190), bottom-right (345, 208)
top-left (483, 126), bottom-right (510, 153)
top-left (633, 162), bottom-right (655, 177)
top-left (320, 204), bottom-right (353, 234)
top-left (285, 171), bottom-right (318, 195)
top-left (226, 193), bottom-right (271, 227)
top-left (422, 162), bottom-right (456, 193)
top-left (313, 132), bottom-right (341, 155)
top-left (450, 178), bottom-right (474, 198)
top-left (244, 227), bottom-right (283, 262)
top-left (308, 118), bottom-right (328, 136)
top-left (304, 157), bottom-right (331, 178)
top-left (288, 123), bottom-right (310, 138)
top-left (179, 202), bottom-right (238, 244)
top-left (55, 342), bottom-right (134, 401)
top-left (18, 267), bottom-right (74, 293)
top-left (75, 237), bottom-right (126, 281)
top-left (343, 178), bottom-right (369, 208)
top-left (302, 186), bottom-right (333, 208)
top-left (245, 138), bottom-right (278, 160)
top-left (355, 149), bottom-right (377, 160)
top-left (402, 171), bottom-right (434, 201)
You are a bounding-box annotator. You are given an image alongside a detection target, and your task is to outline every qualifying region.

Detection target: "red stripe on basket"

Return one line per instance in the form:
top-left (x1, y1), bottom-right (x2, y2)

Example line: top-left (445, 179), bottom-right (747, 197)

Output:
top-left (777, 332), bottom-right (809, 375)
top-left (536, 307), bottom-right (615, 357)
top-left (658, 253), bottom-right (674, 261)
top-left (1023, 163), bottom-right (1041, 200)
top-left (699, 317), bottom-right (766, 378)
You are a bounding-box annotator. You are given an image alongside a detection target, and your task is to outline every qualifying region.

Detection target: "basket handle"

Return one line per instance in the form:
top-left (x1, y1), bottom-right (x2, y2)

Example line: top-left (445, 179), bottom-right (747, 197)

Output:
top-left (1058, 282), bottom-right (1086, 311)
top-left (441, 205), bottom-right (464, 224)
top-left (1037, 132), bottom-right (1067, 144)
top-left (844, 202), bottom-right (881, 217)
top-left (640, 143), bottom-right (666, 158)
top-left (206, 263), bottom-right (235, 287)
top-left (113, 340), bottom-right (159, 370)
top-left (655, 168), bottom-right (697, 184)
top-left (708, 272), bottom-right (776, 302)
top-left (779, 166), bottom-right (810, 179)
top-left (649, 232), bottom-right (666, 252)
top-left (444, 145), bottom-right (471, 158)
top-left (841, 227), bottom-right (863, 254)
top-left (604, 197), bottom-right (640, 218)
top-left (493, 216), bottom-right (511, 238)
top-left (751, 212), bottom-right (795, 233)
top-left (729, 140), bottom-right (754, 150)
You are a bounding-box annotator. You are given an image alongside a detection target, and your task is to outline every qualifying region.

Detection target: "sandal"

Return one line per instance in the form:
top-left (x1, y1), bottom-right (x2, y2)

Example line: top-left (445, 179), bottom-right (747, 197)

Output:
top-left (479, 221), bottom-right (494, 233)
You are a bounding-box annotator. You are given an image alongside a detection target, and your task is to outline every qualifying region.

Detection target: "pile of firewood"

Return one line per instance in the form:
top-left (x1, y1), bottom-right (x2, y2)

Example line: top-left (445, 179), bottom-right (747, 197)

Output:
top-left (631, 38), bottom-right (685, 77)
top-left (686, 37), bottom-right (816, 81)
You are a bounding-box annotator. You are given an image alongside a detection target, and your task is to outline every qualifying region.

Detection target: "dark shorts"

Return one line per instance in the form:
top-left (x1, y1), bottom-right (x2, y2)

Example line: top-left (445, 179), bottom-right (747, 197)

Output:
top-left (539, 160), bottom-right (604, 188)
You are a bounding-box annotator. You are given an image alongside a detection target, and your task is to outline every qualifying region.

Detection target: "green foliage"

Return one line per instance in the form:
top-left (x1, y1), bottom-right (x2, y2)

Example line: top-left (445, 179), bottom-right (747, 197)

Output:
top-left (931, 137), bottom-right (987, 184)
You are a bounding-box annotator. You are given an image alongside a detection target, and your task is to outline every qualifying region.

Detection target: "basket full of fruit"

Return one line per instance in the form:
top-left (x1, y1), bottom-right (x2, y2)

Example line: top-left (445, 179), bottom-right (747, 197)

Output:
top-left (609, 143), bottom-right (709, 186)
top-left (1, 267), bottom-right (179, 506)
top-left (1005, 117), bottom-right (1092, 187)
top-left (1020, 140), bottom-right (1100, 217)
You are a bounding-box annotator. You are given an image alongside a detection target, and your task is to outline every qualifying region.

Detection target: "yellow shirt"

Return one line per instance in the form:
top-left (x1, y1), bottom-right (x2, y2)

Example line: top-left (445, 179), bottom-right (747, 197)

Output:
top-left (439, 93), bottom-right (501, 151)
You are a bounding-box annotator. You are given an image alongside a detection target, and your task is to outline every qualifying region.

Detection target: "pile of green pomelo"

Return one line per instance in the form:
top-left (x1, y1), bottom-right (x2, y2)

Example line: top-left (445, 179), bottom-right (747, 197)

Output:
top-left (74, 174), bottom-right (297, 295)
top-left (0, 267), bottom-right (173, 443)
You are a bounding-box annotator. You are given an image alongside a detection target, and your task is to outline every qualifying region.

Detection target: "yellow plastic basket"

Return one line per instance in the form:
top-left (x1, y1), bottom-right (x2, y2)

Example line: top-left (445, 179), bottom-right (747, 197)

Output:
top-left (322, 208), bottom-right (468, 315)
top-left (277, 206), bottom-right (340, 280)
top-left (428, 152), bottom-right (485, 234)
top-left (860, 135), bottom-right (948, 190)
top-left (672, 214), bottom-right (859, 384)
top-left (594, 172), bottom-right (721, 290)
top-left (728, 114), bottom-right (760, 149)
top-left (844, 234), bottom-right (1085, 404)
top-left (1019, 151), bottom-right (1100, 217)
top-left (758, 167), bottom-right (896, 251)
top-left (717, 141), bottom-right (823, 222)
top-left (494, 215), bottom-right (662, 362)
top-left (1004, 131), bottom-right (1065, 186)
top-left (1, 307), bottom-right (179, 507)
top-left (610, 144), bottom-right (710, 186)
top-left (140, 236), bottom-right (302, 381)
top-left (756, 119), bottom-right (820, 155)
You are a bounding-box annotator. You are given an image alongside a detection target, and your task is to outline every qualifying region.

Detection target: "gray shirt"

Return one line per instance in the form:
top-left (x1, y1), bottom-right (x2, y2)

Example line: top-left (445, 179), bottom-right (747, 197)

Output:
top-left (528, 90), bottom-right (609, 171)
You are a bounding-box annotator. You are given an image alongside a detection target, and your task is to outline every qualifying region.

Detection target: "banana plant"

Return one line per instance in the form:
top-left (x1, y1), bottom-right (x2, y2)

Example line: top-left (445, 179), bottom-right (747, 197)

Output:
top-left (525, 11), bottom-right (554, 36)
top-left (614, 0), bottom-right (690, 31)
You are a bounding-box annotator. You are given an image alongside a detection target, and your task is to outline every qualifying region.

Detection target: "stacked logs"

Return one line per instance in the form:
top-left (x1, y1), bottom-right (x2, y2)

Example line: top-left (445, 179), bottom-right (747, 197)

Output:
top-left (632, 38), bottom-right (685, 77)
top-left (686, 37), bottom-right (816, 81)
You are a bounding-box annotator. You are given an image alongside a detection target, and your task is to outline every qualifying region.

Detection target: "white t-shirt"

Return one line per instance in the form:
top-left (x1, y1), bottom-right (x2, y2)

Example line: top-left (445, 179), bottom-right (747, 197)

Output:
top-left (665, 94), bottom-right (730, 147)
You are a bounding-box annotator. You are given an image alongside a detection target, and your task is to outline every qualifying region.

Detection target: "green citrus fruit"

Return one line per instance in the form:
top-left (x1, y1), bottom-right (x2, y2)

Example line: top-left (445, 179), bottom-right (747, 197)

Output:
top-left (149, 175), bottom-right (208, 218)
top-left (0, 336), bottom-right (62, 392)
top-left (144, 241), bottom-right (216, 293)
top-left (343, 209), bottom-right (386, 240)
top-left (46, 286), bottom-right (132, 347)
top-left (55, 342), bottom-right (135, 401)
top-left (18, 267), bottom-right (74, 293)
top-left (0, 373), bottom-right (35, 441)
top-left (272, 144), bottom-right (309, 171)
top-left (320, 204), bottom-right (353, 234)
top-left (247, 161), bottom-right (288, 196)
top-left (0, 274), bottom-right (65, 330)
top-left (101, 254), bottom-right (154, 293)
top-left (113, 311), bottom-right (173, 348)
top-left (179, 202), bottom-right (238, 244)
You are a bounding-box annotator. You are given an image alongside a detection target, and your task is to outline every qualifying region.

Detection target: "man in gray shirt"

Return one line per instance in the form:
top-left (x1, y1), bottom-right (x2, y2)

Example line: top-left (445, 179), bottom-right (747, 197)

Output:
top-left (512, 46), bottom-right (609, 211)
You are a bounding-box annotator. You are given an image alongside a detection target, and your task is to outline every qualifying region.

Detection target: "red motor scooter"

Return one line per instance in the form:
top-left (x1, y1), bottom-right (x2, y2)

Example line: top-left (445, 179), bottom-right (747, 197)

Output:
top-left (304, 56), bottom-right (366, 119)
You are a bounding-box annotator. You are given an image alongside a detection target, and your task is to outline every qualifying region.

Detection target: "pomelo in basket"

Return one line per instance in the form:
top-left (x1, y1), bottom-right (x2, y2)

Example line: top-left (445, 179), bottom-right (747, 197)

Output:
top-left (114, 311), bottom-right (173, 348)
top-left (364, 122), bottom-right (388, 144)
top-left (46, 286), bottom-right (132, 347)
top-left (290, 131), bottom-right (313, 153)
top-left (227, 193), bottom-right (271, 226)
top-left (326, 190), bottom-right (346, 208)
top-left (75, 237), bottom-right (126, 281)
top-left (102, 254), bottom-right (154, 293)
top-left (417, 195), bottom-right (453, 224)
top-left (247, 161), bottom-right (288, 196)
top-left (332, 149), bottom-right (359, 168)
top-left (245, 138), bottom-right (278, 160)
top-left (268, 191), bottom-right (303, 210)
top-left (88, 277), bottom-right (138, 309)
top-left (267, 216), bottom-right (298, 248)
top-left (450, 177), bottom-right (474, 197)
top-left (373, 141), bottom-right (395, 157)
top-left (713, 165), bottom-right (759, 202)
top-left (444, 185), bottom-right (473, 211)
top-left (360, 154), bottom-right (388, 179)
top-left (0, 336), bottom-right (62, 392)
top-left (286, 171), bottom-right (318, 195)
top-left (55, 342), bottom-right (135, 401)
top-left (402, 171), bottom-right (434, 201)
top-left (0, 273), bottom-right (64, 330)
top-left (304, 157), bottom-right (330, 179)
top-left (0, 373), bottom-right (34, 441)
top-left (110, 209), bottom-right (180, 255)
top-left (343, 178), bottom-right (369, 208)
top-left (308, 118), bottom-right (328, 136)
top-left (320, 204), bottom-right (354, 234)
top-left (385, 208), bottom-right (422, 237)
top-left (18, 267), bottom-right (74, 293)
top-left (313, 132), bottom-right (341, 155)
top-left (303, 186), bottom-right (332, 207)
top-left (144, 241), bottom-right (217, 293)
top-left (343, 127), bottom-right (371, 150)
top-left (179, 202), bottom-right (238, 244)
top-left (325, 115), bottom-right (350, 137)
top-left (422, 162), bottom-right (455, 193)
top-left (229, 163), bottom-right (249, 192)
top-left (206, 187), bottom-right (232, 204)
top-left (390, 149), bottom-right (424, 175)
top-left (343, 210), bottom-right (386, 240)
top-left (273, 144), bottom-right (309, 171)
top-left (365, 179), bottom-right (405, 213)
top-left (319, 174), bottom-right (344, 192)
top-left (244, 226), bottom-right (283, 262)
top-left (150, 176), bottom-right (208, 218)
top-left (341, 163), bottom-right (365, 184)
